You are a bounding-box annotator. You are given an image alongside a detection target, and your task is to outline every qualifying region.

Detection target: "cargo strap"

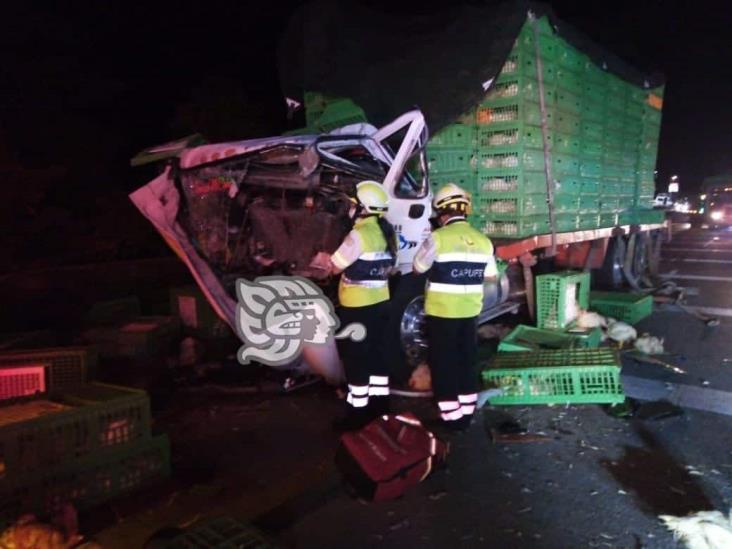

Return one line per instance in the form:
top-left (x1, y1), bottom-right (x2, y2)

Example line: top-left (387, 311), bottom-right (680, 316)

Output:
top-left (529, 11), bottom-right (557, 256)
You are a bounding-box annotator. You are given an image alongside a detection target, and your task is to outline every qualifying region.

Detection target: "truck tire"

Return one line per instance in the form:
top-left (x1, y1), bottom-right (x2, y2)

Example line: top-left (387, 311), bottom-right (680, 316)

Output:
top-left (385, 272), bottom-right (428, 385)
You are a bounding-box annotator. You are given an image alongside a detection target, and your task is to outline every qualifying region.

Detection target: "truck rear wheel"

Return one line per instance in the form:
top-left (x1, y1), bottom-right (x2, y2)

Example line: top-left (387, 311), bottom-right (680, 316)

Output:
top-left (386, 272), bottom-right (427, 385)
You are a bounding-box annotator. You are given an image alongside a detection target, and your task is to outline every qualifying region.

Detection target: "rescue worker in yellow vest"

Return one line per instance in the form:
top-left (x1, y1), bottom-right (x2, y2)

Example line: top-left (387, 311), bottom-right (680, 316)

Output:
top-left (329, 181), bottom-right (398, 430)
top-left (413, 183), bottom-right (498, 431)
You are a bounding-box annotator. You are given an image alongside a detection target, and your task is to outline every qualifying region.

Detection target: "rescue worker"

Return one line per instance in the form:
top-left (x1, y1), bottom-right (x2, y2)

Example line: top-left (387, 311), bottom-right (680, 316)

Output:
top-left (413, 183), bottom-right (498, 431)
top-left (329, 180), bottom-right (398, 429)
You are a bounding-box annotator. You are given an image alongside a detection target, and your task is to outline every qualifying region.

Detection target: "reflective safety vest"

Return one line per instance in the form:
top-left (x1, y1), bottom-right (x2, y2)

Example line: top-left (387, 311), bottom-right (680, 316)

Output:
top-left (339, 216), bottom-right (392, 307)
top-left (425, 220), bottom-right (494, 318)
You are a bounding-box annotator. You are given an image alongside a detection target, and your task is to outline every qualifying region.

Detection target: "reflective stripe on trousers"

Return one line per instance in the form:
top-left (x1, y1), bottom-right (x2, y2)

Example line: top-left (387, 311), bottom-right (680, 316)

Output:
top-left (346, 384), bottom-right (369, 408)
top-left (459, 393), bottom-right (478, 415)
top-left (438, 400), bottom-right (464, 422)
top-left (369, 375), bottom-right (389, 396)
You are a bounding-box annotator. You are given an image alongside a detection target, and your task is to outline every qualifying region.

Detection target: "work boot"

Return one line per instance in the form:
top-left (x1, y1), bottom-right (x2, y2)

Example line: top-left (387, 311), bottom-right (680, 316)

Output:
top-left (366, 396), bottom-right (390, 420)
top-left (332, 407), bottom-right (372, 433)
top-left (454, 414), bottom-right (474, 432)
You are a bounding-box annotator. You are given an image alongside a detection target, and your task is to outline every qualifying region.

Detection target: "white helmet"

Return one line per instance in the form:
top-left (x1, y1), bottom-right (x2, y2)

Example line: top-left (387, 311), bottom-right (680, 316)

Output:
top-left (433, 183), bottom-right (472, 215)
top-left (353, 180), bottom-right (389, 215)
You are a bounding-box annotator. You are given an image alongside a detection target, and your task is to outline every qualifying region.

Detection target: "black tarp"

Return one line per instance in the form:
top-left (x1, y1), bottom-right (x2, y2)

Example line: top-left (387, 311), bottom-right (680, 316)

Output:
top-left (278, 0), bottom-right (664, 133)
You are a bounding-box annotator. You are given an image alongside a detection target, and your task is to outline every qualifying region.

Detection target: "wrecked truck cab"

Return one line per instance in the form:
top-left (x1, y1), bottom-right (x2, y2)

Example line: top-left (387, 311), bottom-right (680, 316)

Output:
top-left (130, 111), bottom-right (433, 372)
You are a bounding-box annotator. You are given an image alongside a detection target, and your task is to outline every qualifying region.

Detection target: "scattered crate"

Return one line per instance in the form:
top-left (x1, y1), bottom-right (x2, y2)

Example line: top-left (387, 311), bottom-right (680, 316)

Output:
top-left (83, 316), bottom-right (180, 358)
top-left (0, 383), bottom-right (151, 482)
top-left (0, 435), bottom-right (170, 523)
top-left (170, 286), bottom-right (232, 339)
top-left (498, 325), bottom-right (600, 352)
top-left (166, 516), bottom-right (274, 548)
top-left (536, 271), bottom-right (590, 330)
top-left (589, 291), bottom-right (653, 324)
top-left (0, 364), bottom-right (47, 401)
top-left (0, 331), bottom-right (57, 351)
top-left (0, 347), bottom-right (96, 390)
top-left (482, 348), bottom-right (623, 405)
top-left (84, 296), bottom-right (141, 326)
top-left (565, 327), bottom-right (603, 349)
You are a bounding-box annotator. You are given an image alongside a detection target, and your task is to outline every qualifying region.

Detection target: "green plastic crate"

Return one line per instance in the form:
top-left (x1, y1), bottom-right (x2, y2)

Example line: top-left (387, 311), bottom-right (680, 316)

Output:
top-left (598, 213), bottom-right (619, 228)
top-left (556, 88), bottom-right (581, 114)
top-left (477, 192), bottom-right (578, 217)
top-left (498, 46), bottom-right (559, 81)
top-left (482, 348), bottom-right (623, 405)
top-left (589, 291), bottom-right (653, 324)
top-left (476, 171), bottom-right (551, 194)
top-left (476, 103), bottom-right (544, 129)
top-left (430, 171), bottom-right (477, 192)
top-left (166, 516), bottom-right (274, 549)
top-left (477, 125), bottom-right (544, 149)
top-left (477, 215), bottom-right (551, 238)
top-left (555, 67), bottom-right (583, 95)
top-left (0, 331), bottom-right (57, 352)
top-left (430, 123), bottom-right (476, 148)
top-left (554, 213), bottom-right (581, 232)
top-left (567, 326), bottom-right (603, 348)
top-left (476, 147), bottom-right (543, 172)
top-left (427, 147), bottom-right (475, 174)
top-left (1, 435), bottom-right (169, 524)
top-left (170, 286), bottom-right (233, 339)
top-left (633, 209), bottom-right (666, 225)
top-left (577, 214), bottom-right (600, 230)
top-left (0, 347), bottom-right (96, 390)
top-left (0, 382), bottom-right (151, 482)
top-left (536, 271), bottom-right (590, 330)
top-left (84, 296), bottom-right (141, 326)
top-left (315, 98), bottom-right (367, 132)
top-left (498, 325), bottom-right (600, 352)
top-left (82, 316), bottom-right (180, 359)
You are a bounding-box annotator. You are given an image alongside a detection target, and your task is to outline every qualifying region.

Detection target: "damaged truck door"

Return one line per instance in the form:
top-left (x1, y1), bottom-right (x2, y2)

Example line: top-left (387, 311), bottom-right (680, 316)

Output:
top-left (130, 110), bottom-right (433, 376)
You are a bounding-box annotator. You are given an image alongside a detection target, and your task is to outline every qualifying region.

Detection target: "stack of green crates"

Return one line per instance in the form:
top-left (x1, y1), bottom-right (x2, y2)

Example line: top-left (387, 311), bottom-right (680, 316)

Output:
top-left (302, 15), bottom-right (664, 239)
top-left (427, 121), bottom-right (477, 195)
top-left (0, 383), bottom-right (170, 524)
top-left (470, 18), bottom-right (664, 237)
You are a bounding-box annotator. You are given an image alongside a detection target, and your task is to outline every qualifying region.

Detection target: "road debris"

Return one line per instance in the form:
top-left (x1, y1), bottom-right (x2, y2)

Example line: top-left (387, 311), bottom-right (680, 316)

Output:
top-left (634, 335), bottom-right (665, 355)
top-left (634, 400), bottom-right (685, 421)
top-left (488, 420), bottom-right (550, 444)
top-left (685, 465), bottom-right (704, 477)
top-left (660, 509), bottom-right (732, 548)
top-left (389, 519), bottom-right (410, 531)
top-left (628, 352), bottom-right (687, 375)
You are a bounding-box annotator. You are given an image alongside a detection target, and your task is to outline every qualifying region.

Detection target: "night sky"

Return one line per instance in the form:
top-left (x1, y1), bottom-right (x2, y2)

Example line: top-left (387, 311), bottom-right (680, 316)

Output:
top-left (2, 1), bottom-right (731, 216)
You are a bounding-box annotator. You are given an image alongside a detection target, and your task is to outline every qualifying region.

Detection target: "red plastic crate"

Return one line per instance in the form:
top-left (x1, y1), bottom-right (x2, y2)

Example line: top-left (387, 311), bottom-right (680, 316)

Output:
top-left (0, 365), bottom-right (46, 401)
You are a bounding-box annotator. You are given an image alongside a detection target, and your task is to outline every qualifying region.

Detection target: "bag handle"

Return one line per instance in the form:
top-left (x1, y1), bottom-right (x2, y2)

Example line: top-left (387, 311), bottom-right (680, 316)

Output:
top-left (392, 414), bottom-right (439, 481)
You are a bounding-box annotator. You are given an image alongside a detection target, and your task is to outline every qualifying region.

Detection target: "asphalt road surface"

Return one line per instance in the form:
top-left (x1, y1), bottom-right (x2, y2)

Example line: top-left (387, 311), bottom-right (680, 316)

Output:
top-left (273, 227), bottom-right (732, 549)
top-left (92, 226), bottom-right (732, 548)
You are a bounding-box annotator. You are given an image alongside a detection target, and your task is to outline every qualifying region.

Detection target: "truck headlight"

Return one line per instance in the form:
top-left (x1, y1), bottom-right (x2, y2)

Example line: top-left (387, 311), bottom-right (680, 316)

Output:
top-left (710, 210), bottom-right (724, 221)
